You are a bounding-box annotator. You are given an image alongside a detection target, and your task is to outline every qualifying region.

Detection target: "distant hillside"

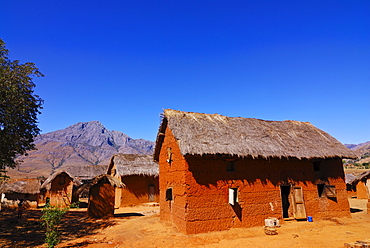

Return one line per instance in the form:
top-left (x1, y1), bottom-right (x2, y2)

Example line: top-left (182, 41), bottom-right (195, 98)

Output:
top-left (345, 141), bottom-right (370, 152)
top-left (344, 141), bottom-right (370, 169)
top-left (7, 121), bottom-right (154, 179)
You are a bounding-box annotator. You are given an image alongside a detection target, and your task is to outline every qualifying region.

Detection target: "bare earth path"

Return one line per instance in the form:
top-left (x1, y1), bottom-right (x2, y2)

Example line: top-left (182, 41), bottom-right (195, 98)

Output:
top-left (59, 199), bottom-right (369, 248)
top-left (1, 199), bottom-right (369, 248)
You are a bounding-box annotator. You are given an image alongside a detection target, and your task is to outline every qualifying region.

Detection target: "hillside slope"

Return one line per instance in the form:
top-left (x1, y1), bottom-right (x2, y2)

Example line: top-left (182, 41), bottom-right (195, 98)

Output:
top-left (7, 121), bottom-right (154, 178)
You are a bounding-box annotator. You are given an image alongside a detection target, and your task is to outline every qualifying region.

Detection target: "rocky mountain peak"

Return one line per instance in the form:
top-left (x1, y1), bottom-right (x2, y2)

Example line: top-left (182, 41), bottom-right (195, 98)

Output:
top-left (9, 121), bottom-right (154, 178)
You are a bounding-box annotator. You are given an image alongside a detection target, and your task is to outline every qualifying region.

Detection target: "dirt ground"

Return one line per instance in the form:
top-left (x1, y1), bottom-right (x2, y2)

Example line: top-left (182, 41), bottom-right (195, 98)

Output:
top-left (1, 199), bottom-right (369, 248)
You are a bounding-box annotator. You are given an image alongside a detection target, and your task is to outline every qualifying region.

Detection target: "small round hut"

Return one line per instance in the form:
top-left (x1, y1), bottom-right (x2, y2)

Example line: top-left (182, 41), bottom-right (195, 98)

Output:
top-left (87, 174), bottom-right (124, 219)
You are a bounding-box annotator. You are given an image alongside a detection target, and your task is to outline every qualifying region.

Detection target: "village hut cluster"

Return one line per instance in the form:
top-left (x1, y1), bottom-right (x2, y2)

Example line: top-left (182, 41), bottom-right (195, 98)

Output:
top-left (0, 154), bottom-right (158, 218)
top-left (1, 109), bottom-right (367, 235)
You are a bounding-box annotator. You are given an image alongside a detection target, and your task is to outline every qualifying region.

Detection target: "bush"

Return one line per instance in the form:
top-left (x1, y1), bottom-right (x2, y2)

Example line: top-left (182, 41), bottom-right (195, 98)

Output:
top-left (40, 202), bottom-right (78, 248)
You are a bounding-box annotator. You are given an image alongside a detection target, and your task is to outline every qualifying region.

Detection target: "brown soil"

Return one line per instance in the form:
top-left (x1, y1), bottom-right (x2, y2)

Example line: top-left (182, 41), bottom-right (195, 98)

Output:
top-left (1, 199), bottom-right (369, 248)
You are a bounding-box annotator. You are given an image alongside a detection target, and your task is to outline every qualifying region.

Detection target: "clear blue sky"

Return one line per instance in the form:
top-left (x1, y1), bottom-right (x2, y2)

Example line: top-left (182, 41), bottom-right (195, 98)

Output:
top-left (1, 0), bottom-right (369, 144)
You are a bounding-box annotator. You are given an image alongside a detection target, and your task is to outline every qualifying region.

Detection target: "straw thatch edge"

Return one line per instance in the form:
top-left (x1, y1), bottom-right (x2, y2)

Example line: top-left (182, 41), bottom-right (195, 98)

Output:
top-left (41, 170), bottom-right (82, 190)
top-left (154, 109), bottom-right (358, 161)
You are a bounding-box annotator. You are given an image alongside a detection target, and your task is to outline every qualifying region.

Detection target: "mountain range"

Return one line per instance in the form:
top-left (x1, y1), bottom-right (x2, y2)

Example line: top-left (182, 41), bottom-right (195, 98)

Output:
top-left (7, 121), bottom-right (154, 179)
top-left (6, 120), bottom-right (370, 179)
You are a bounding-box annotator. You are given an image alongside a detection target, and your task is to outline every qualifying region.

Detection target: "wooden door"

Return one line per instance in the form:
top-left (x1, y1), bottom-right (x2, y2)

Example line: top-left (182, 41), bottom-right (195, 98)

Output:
top-left (114, 187), bottom-right (122, 208)
top-left (148, 185), bottom-right (155, 202)
top-left (290, 186), bottom-right (307, 219)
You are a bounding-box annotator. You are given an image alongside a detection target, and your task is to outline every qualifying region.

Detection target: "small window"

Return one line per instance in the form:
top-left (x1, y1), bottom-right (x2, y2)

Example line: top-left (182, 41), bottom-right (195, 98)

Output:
top-left (166, 147), bottom-right (172, 164)
top-left (229, 188), bottom-right (238, 205)
top-left (59, 175), bottom-right (66, 185)
top-left (313, 161), bottom-right (321, 171)
top-left (226, 161), bottom-right (235, 172)
top-left (317, 184), bottom-right (337, 198)
top-left (324, 185), bottom-right (336, 197)
top-left (317, 184), bottom-right (325, 197)
top-left (165, 188), bottom-right (173, 201)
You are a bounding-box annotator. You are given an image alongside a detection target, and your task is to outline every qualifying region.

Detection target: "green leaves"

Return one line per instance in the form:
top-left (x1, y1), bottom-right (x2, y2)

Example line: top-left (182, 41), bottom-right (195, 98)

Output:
top-left (0, 38), bottom-right (44, 172)
top-left (40, 202), bottom-right (79, 248)
top-left (41, 203), bottom-right (69, 248)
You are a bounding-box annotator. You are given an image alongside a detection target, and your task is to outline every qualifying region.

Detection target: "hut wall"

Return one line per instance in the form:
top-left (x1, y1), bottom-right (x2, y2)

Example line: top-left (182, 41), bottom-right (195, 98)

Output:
top-left (49, 174), bottom-right (74, 207)
top-left (183, 156), bottom-right (350, 234)
top-left (346, 184), bottom-right (357, 198)
top-left (356, 180), bottom-right (370, 199)
top-left (160, 128), bottom-right (350, 234)
top-left (159, 126), bottom-right (188, 232)
top-left (120, 175), bottom-right (159, 206)
top-left (4, 192), bottom-right (38, 202)
top-left (88, 182), bottom-right (115, 218)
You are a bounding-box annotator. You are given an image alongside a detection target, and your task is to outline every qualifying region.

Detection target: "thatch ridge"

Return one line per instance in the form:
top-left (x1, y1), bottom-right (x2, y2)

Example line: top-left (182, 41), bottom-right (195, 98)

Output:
top-left (65, 165), bottom-right (108, 180)
top-left (154, 109), bottom-right (358, 161)
top-left (110, 154), bottom-right (159, 177)
top-left (41, 170), bottom-right (82, 190)
top-left (88, 174), bottom-right (125, 188)
top-left (0, 178), bottom-right (41, 195)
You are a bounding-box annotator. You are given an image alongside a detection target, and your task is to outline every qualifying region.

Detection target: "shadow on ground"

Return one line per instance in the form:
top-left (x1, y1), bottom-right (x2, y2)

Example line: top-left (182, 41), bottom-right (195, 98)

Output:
top-left (114, 212), bottom-right (144, 218)
top-left (0, 208), bottom-right (117, 247)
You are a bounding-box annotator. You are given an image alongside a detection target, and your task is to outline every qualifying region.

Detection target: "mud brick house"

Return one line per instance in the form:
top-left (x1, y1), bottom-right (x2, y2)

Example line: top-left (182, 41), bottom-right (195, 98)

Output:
top-left (87, 174), bottom-right (124, 218)
top-left (0, 178), bottom-right (42, 208)
top-left (346, 171), bottom-right (370, 199)
top-left (66, 165), bottom-right (108, 200)
top-left (153, 109), bottom-right (358, 234)
top-left (107, 154), bottom-right (159, 207)
top-left (41, 170), bottom-right (81, 207)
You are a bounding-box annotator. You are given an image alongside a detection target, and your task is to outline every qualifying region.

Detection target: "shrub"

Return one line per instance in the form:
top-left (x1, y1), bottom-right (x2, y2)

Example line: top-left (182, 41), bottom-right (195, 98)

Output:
top-left (40, 202), bottom-right (78, 248)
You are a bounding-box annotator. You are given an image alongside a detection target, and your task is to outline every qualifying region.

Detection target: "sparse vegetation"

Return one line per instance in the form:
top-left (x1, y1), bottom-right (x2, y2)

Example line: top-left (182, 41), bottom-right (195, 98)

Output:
top-left (41, 202), bottom-right (79, 248)
top-left (344, 152), bottom-right (370, 170)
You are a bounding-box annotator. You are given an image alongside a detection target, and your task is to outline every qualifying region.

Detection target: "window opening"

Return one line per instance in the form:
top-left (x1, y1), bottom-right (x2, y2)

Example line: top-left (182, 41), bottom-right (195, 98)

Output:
top-left (166, 147), bottom-right (172, 164)
top-left (229, 188), bottom-right (238, 205)
top-left (165, 188), bottom-right (173, 201)
top-left (59, 175), bottom-right (66, 185)
top-left (317, 184), bottom-right (325, 197)
top-left (324, 185), bottom-right (336, 197)
top-left (313, 161), bottom-right (321, 171)
top-left (226, 161), bottom-right (235, 172)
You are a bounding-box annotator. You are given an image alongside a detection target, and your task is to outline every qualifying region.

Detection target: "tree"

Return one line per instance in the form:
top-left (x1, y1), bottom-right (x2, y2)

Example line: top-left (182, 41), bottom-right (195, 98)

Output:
top-left (0, 38), bottom-right (44, 177)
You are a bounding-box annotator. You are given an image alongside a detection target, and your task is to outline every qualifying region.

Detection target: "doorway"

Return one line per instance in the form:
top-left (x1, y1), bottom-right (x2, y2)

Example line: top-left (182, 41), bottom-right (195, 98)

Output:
top-left (280, 185), bottom-right (291, 218)
top-left (280, 185), bottom-right (307, 220)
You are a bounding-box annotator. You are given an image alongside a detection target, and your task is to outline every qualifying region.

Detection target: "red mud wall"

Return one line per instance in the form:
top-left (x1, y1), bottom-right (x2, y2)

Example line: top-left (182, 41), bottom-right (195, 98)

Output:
top-left (159, 127), bottom-right (350, 234)
top-left (120, 175), bottom-right (159, 206)
top-left (88, 182), bottom-right (115, 218)
top-left (159, 127), bottom-right (188, 232)
top-left (356, 181), bottom-right (369, 199)
top-left (49, 175), bottom-right (73, 207)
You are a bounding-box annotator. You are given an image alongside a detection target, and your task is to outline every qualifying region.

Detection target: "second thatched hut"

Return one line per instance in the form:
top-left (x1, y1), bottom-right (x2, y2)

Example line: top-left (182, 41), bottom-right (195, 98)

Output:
top-left (107, 154), bottom-right (159, 207)
top-left (41, 170), bottom-right (81, 207)
top-left (87, 174), bottom-right (124, 218)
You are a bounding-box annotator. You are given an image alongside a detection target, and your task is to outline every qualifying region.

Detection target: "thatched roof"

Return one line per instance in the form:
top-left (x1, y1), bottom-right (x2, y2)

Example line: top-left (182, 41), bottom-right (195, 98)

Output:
top-left (0, 178), bottom-right (41, 195)
top-left (154, 109), bottom-right (358, 161)
top-left (41, 170), bottom-right (82, 190)
top-left (346, 171), bottom-right (370, 185)
top-left (345, 173), bottom-right (357, 184)
top-left (109, 154), bottom-right (159, 177)
top-left (88, 174), bottom-right (124, 188)
top-left (65, 165), bottom-right (108, 180)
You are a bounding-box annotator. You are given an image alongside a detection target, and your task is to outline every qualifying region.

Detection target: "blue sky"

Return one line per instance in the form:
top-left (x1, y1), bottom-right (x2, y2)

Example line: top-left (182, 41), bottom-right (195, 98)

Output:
top-left (1, 0), bottom-right (369, 144)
